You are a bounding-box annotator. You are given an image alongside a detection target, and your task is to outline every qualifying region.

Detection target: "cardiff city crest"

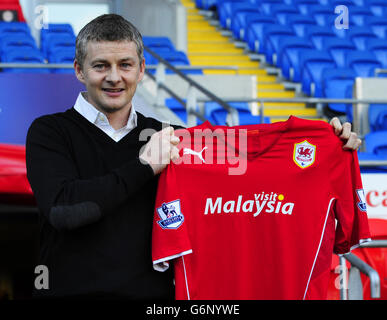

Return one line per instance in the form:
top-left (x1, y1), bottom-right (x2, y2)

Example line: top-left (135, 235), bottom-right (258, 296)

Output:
top-left (293, 140), bottom-right (316, 169)
top-left (157, 200), bottom-right (184, 229)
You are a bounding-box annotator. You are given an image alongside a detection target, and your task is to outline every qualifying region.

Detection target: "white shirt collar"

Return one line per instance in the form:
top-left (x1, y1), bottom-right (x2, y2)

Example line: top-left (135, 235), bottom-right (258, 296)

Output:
top-left (74, 92), bottom-right (138, 131)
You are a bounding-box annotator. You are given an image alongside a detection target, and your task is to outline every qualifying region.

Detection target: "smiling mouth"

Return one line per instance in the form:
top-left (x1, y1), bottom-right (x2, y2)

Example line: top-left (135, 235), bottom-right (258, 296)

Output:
top-left (102, 88), bottom-right (125, 92)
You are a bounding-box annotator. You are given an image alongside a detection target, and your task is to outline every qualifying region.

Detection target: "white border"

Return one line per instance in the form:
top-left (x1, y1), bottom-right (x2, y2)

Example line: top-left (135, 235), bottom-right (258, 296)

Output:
top-left (182, 256), bottom-right (191, 300)
top-left (303, 198), bottom-right (335, 300)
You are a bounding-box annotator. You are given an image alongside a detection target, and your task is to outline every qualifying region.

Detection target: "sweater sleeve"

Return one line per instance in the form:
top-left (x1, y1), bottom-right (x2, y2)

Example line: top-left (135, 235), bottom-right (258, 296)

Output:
top-left (26, 116), bottom-right (155, 231)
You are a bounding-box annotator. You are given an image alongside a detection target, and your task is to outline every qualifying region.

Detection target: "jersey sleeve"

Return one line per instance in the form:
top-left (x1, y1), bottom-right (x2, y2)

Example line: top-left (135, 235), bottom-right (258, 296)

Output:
top-left (152, 163), bottom-right (192, 272)
top-left (331, 150), bottom-right (371, 254)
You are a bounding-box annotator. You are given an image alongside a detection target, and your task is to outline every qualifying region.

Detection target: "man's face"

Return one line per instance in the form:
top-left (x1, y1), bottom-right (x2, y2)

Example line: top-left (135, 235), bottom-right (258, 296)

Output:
top-left (74, 40), bottom-right (145, 114)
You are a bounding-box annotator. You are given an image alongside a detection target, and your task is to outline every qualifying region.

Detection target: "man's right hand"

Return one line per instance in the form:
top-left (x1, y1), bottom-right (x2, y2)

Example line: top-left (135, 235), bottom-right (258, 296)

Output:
top-left (139, 127), bottom-right (180, 175)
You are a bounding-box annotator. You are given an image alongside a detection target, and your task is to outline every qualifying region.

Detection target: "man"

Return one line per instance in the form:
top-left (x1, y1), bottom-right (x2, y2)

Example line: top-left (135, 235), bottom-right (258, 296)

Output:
top-left (26, 14), bottom-right (360, 299)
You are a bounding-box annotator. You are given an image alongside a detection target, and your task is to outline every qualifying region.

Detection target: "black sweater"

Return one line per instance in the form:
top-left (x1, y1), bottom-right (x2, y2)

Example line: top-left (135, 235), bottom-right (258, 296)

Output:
top-left (26, 107), bottom-right (175, 299)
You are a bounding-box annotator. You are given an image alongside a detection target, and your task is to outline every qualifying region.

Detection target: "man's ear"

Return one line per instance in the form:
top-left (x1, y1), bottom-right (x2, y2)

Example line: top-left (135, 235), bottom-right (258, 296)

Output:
top-left (74, 60), bottom-right (86, 84)
top-left (137, 57), bottom-right (145, 83)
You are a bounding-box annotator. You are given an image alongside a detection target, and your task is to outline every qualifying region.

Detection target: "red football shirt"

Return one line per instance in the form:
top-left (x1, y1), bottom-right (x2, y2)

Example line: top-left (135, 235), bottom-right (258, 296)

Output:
top-left (152, 116), bottom-right (371, 300)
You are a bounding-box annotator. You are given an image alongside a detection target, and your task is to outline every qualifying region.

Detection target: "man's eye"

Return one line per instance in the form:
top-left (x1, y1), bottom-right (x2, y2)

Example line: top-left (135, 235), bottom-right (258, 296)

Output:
top-left (121, 63), bottom-right (131, 68)
top-left (94, 64), bottom-right (105, 69)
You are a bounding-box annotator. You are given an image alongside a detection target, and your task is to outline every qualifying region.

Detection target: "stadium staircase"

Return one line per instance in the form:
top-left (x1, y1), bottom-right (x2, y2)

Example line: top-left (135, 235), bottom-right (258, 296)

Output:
top-left (180, 0), bottom-right (320, 122)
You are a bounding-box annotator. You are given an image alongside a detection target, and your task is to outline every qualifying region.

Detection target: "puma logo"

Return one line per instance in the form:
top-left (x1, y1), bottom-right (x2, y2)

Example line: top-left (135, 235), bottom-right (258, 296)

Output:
top-left (183, 146), bottom-right (207, 163)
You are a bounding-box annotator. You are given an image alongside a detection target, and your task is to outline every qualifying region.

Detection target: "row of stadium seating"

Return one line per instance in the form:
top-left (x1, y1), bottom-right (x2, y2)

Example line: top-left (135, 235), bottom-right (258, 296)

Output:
top-left (193, 0), bottom-right (387, 157)
top-left (198, 0), bottom-right (387, 14)
top-left (362, 103), bottom-right (387, 159)
top-left (0, 22), bottom-right (206, 75)
top-left (0, 22), bottom-right (75, 73)
top-left (143, 36), bottom-right (271, 125)
top-left (166, 98), bottom-right (271, 125)
top-left (208, 1), bottom-right (387, 111)
top-left (143, 36), bottom-right (203, 74)
top-left (144, 36), bottom-right (271, 125)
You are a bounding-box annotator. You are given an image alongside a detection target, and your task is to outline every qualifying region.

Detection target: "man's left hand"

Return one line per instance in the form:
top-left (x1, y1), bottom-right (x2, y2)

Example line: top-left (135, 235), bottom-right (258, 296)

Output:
top-left (329, 117), bottom-right (362, 151)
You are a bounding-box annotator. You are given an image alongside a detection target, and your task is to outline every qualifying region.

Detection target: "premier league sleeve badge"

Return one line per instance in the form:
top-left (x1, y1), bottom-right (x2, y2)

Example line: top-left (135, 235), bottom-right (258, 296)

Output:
top-left (157, 200), bottom-right (185, 229)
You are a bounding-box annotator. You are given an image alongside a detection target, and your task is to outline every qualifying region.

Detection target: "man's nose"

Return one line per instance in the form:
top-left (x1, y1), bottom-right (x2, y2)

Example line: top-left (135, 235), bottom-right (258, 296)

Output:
top-left (106, 65), bottom-right (121, 83)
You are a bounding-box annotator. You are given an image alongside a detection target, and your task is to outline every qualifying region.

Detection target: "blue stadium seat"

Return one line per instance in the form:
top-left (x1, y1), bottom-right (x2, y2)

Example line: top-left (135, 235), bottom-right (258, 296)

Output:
top-left (217, 0), bottom-right (246, 29)
top-left (325, 0), bottom-right (356, 6)
top-left (48, 47), bottom-right (75, 74)
top-left (364, 16), bottom-right (387, 39)
top-left (143, 36), bottom-right (176, 65)
top-left (199, 0), bottom-right (218, 10)
top-left (367, 0), bottom-right (387, 17)
top-left (1, 48), bottom-right (49, 73)
top-left (157, 50), bottom-right (189, 63)
top-left (144, 50), bottom-right (157, 65)
top-left (321, 68), bottom-right (356, 113)
top-left (281, 14), bottom-right (316, 37)
top-left (40, 23), bottom-right (74, 34)
top-left (261, 25), bottom-right (295, 63)
top-left (365, 131), bottom-right (387, 157)
top-left (143, 36), bottom-right (176, 52)
top-left (40, 23), bottom-right (75, 43)
top-left (366, 38), bottom-right (387, 68)
top-left (299, 50), bottom-right (336, 97)
top-left (305, 5), bottom-right (333, 27)
top-left (233, 12), bottom-right (266, 41)
top-left (230, 4), bottom-right (261, 40)
top-left (345, 51), bottom-right (382, 77)
top-left (245, 15), bottom-right (277, 52)
top-left (156, 51), bottom-right (202, 75)
top-left (0, 34), bottom-right (37, 53)
top-left (304, 26), bottom-right (337, 50)
top-left (41, 33), bottom-right (76, 59)
top-left (321, 38), bottom-right (357, 68)
top-left (369, 104), bottom-right (387, 132)
top-left (195, 0), bottom-right (204, 9)
top-left (0, 22), bottom-right (30, 37)
top-left (278, 38), bottom-right (314, 81)
top-left (258, 0), bottom-right (289, 15)
top-left (205, 101), bottom-right (270, 126)
top-left (269, 4), bottom-right (301, 25)
top-left (346, 6), bottom-right (375, 27)
top-left (165, 98), bottom-right (188, 123)
top-left (291, 0), bottom-right (321, 15)
top-left (345, 26), bottom-right (378, 50)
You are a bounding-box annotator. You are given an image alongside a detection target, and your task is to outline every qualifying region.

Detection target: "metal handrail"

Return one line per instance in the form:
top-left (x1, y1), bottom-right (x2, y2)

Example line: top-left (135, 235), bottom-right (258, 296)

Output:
top-left (359, 160), bottom-right (387, 167)
top-left (145, 69), bottom-right (208, 123)
top-left (0, 63), bottom-right (74, 69)
top-left (359, 240), bottom-right (387, 248)
top-left (147, 64), bottom-right (239, 70)
top-left (144, 46), bottom-right (244, 126)
top-left (375, 68), bottom-right (387, 75)
top-left (144, 46), bottom-right (234, 114)
top-left (197, 97), bottom-right (387, 104)
top-left (339, 239), bottom-right (387, 300)
top-left (343, 252), bottom-right (381, 299)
